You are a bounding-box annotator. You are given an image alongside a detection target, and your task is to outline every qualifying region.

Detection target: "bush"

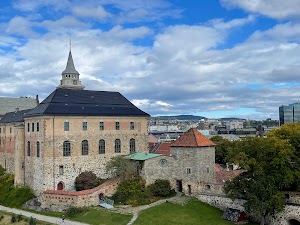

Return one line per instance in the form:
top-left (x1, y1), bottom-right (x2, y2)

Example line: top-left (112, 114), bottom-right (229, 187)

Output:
top-left (65, 206), bottom-right (88, 218)
top-left (0, 214), bottom-right (4, 221)
top-left (17, 214), bottom-right (23, 222)
top-left (147, 180), bottom-right (172, 197)
top-left (11, 213), bottom-right (16, 223)
top-left (29, 217), bottom-right (36, 225)
top-left (74, 171), bottom-right (102, 191)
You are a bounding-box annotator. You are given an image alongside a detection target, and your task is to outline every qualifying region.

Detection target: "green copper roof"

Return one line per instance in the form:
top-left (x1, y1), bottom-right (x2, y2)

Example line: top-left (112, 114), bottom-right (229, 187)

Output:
top-left (125, 153), bottom-right (161, 161)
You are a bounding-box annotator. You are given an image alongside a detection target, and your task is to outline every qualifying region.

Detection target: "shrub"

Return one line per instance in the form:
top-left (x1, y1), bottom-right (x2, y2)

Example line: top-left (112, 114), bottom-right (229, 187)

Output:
top-left (65, 206), bottom-right (88, 218)
top-left (112, 177), bottom-right (145, 204)
top-left (29, 217), bottom-right (36, 225)
top-left (11, 213), bottom-right (16, 223)
top-left (17, 214), bottom-right (23, 222)
top-left (74, 171), bottom-right (102, 191)
top-left (147, 180), bottom-right (172, 197)
top-left (0, 214), bottom-right (4, 221)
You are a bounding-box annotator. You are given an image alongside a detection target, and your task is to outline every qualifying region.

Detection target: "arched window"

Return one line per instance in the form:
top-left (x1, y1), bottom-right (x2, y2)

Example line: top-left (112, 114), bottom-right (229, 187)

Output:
top-left (63, 141), bottom-right (71, 156)
top-left (99, 139), bottom-right (105, 154)
top-left (36, 141), bottom-right (40, 157)
top-left (130, 138), bottom-right (135, 154)
top-left (81, 140), bottom-right (89, 155)
top-left (115, 139), bottom-right (121, 153)
top-left (27, 141), bottom-right (30, 156)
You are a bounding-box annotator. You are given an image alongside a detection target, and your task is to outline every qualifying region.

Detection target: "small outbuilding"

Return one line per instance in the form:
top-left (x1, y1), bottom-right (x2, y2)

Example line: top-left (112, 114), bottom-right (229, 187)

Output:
top-left (222, 208), bottom-right (248, 223)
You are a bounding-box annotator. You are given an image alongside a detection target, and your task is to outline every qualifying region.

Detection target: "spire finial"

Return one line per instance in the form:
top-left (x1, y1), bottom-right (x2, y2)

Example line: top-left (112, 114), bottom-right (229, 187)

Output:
top-left (69, 35), bottom-right (72, 51)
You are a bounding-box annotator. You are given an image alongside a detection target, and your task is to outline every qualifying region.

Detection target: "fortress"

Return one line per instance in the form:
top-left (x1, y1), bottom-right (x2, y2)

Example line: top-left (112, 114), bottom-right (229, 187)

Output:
top-left (0, 50), bottom-right (149, 195)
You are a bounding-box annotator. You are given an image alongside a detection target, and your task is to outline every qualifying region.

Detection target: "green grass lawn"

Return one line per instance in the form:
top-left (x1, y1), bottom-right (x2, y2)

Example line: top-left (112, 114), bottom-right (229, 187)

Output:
top-left (133, 199), bottom-right (258, 225)
top-left (70, 207), bottom-right (132, 225)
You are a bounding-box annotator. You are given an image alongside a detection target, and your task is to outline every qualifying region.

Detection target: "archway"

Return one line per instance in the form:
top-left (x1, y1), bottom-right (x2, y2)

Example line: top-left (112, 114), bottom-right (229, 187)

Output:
top-left (289, 219), bottom-right (300, 225)
top-left (57, 182), bottom-right (64, 190)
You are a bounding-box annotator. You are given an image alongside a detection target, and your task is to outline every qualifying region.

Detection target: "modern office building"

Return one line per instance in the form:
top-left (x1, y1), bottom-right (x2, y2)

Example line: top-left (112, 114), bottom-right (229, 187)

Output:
top-left (279, 103), bottom-right (300, 125)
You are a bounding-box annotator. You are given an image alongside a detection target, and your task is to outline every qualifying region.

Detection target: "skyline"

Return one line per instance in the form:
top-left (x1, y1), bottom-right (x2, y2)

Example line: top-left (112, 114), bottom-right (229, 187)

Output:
top-left (1, 0), bottom-right (300, 120)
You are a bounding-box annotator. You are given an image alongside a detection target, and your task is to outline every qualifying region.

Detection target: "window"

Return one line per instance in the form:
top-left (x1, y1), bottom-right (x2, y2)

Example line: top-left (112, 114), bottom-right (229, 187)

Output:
top-left (99, 122), bottom-right (104, 130)
top-left (63, 141), bottom-right (71, 156)
top-left (99, 139), bottom-right (105, 154)
top-left (37, 122), bottom-right (39, 132)
top-left (27, 141), bottom-right (31, 156)
top-left (130, 122), bottom-right (135, 130)
top-left (59, 166), bottom-right (64, 175)
top-left (187, 168), bottom-right (191, 174)
top-left (115, 139), bottom-right (121, 153)
top-left (81, 140), bottom-right (89, 155)
top-left (27, 123), bottom-right (30, 132)
top-left (0, 128), bottom-right (1, 133)
top-left (64, 122), bottom-right (69, 131)
top-left (129, 138), bottom-right (135, 154)
top-left (36, 142), bottom-right (40, 157)
top-left (10, 127), bottom-right (12, 133)
top-left (206, 167), bottom-right (210, 173)
top-left (32, 123), bottom-right (34, 132)
top-left (82, 122), bottom-right (87, 131)
top-left (115, 121), bottom-right (120, 130)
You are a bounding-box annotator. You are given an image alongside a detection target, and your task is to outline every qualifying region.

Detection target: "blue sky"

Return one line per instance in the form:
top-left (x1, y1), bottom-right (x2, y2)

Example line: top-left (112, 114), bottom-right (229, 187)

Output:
top-left (1, 0), bottom-right (300, 120)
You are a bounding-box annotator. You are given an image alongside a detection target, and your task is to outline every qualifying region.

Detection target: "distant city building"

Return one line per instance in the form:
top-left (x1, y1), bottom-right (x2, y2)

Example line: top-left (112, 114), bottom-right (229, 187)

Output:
top-left (279, 103), bottom-right (300, 125)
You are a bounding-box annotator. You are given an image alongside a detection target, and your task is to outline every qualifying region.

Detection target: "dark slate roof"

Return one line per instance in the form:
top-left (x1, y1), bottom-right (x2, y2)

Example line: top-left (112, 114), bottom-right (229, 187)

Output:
top-left (24, 89), bottom-right (150, 117)
top-left (0, 109), bottom-right (32, 123)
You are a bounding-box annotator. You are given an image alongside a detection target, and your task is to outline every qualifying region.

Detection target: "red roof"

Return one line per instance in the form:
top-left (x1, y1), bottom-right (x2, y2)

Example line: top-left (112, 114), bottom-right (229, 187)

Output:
top-left (215, 164), bottom-right (244, 184)
top-left (171, 128), bottom-right (216, 147)
top-left (154, 143), bottom-right (171, 155)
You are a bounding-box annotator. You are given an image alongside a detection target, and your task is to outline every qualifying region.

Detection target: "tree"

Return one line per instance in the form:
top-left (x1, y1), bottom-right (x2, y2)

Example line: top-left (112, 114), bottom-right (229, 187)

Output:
top-left (106, 155), bottom-right (139, 179)
top-left (74, 171), bottom-right (101, 191)
top-left (224, 136), bottom-right (295, 225)
top-left (210, 136), bottom-right (235, 164)
top-left (147, 180), bottom-right (172, 197)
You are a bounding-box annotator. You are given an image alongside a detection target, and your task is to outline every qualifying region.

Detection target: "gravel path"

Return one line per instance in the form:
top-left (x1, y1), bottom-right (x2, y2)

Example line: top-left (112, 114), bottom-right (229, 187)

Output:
top-left (0, 205), bottom-right (88, 225)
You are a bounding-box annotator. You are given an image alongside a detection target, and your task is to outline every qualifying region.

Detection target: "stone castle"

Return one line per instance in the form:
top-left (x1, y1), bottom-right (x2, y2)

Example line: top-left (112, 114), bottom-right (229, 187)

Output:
top-left (0, 50), bottom-right (149, 195)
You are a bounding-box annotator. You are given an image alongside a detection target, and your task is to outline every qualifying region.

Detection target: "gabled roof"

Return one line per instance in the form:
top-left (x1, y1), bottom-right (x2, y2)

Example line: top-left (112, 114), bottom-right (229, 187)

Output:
top-left (0, 97), bottom-right (38, 115)
top-left (151, 142), bottom-right (171, 155)
top-left (0, 109), bottom-right (32, 123)
top-left (171, 128), bottom-right (216, 147)
top-left (24, 88), bottom-right (150, 117)
top-left (215, 164), bottom-right (244, 184)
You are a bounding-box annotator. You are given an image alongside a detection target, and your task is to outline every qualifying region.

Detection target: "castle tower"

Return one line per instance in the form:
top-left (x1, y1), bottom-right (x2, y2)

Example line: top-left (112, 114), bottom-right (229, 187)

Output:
top-left (57, 50), bottom-right (85, 90)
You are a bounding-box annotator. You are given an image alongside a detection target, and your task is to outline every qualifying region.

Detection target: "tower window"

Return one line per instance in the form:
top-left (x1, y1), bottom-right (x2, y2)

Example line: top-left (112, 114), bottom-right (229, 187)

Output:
top-left (36, 142), bottom-right (40, 157)
top-left (59, 166), bottom-right (64, 175)
top-left (115, 122), bottom-right (120, 130)
top-left (99, 121), bottom-right (104, 130)
top-left (82, 122), bottom-right (87, 131)
top-left (115, 139), bottom-right (121, 153)
top-left (37, 122), bottom-right (39, 132)
top-left (99, 139), bottom-right (105, 154)
top-left (130, 122), bottom-right (135, 130)
top-left (32, 123), bottom-right (34, 132)
top-left (63, 141), bottom-right (71, 156)
top-left (81, 140), bottom-right (89, 155)
top-left (27, 123), bottom-right (30, 132)
top-left (187, 168), bottom-right (191, 174)
top-left (130, 138), bottom-right (135, 154)
top-left (64, 122), bottom-right (69, 131)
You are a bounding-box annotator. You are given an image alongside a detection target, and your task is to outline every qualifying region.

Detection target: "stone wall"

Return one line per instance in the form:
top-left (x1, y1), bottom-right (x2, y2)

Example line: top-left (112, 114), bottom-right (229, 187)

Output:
top-left (196, 193), bottom-right (300, 225)
top-left (40, 178), bottom-right (120, 212)
top-left (24, 115), bottom-right (148, 195)
top-left (0, 123), bottom-right (16, 174)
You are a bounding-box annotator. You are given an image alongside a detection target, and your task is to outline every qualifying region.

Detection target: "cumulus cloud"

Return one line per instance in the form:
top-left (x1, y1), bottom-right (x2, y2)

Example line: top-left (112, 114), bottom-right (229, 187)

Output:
top-left (221, 0), bottom-right (300, 20)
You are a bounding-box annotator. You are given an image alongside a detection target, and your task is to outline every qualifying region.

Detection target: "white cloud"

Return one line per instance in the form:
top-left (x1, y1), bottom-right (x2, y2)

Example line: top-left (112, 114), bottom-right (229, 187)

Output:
top-left (221, 0), bottom-right (300, 20)
top-left (6, 16), bottom-right (38, 37)
top-left (72, 6), bottom-right (112, 20)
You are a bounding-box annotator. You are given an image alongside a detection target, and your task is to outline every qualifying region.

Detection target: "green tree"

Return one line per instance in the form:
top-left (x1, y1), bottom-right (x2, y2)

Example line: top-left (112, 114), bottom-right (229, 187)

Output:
top-left (74, 171), bottom-right (102, 191)
top-left (210, 136), bottom-right (235, 164)
top-left (224, 136), bottom-right (295, 225)
top-left (147, 180), bottom-right (172, 197)
top-left (106, 155), bottom-right (139, 179)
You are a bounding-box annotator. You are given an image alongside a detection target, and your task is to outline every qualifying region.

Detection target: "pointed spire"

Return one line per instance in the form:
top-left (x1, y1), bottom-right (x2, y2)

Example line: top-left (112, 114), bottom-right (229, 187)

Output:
top-left (57, 48), bottom-right (85, 90)
top-left (61, 50), bottom-right (79, 75)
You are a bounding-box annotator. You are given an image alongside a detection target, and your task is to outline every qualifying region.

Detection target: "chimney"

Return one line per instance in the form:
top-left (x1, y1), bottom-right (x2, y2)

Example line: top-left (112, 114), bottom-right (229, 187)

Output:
top-left (36, 95), bottom-right (39, 105)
